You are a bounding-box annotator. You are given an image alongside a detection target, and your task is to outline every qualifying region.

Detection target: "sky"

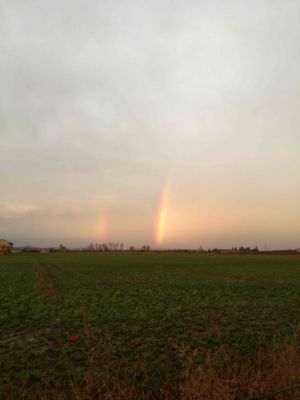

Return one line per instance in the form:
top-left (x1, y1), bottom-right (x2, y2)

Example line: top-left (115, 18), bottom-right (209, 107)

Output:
top-left (0, 0), bottom-right (300, 249)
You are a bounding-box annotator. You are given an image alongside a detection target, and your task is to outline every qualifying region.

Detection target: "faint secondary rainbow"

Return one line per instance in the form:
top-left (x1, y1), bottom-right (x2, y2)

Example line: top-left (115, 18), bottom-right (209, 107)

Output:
top-left (98, 214), bottom-right (109, 241)
top-left (154, 182), bottom-right (170, 245)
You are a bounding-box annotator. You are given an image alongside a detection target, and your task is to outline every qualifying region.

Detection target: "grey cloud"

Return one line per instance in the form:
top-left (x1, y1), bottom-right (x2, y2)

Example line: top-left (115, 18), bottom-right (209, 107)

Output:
top-left (0, 201), bottom-right (38, 219)
top-left (1, 0), bottom-right (300, 247)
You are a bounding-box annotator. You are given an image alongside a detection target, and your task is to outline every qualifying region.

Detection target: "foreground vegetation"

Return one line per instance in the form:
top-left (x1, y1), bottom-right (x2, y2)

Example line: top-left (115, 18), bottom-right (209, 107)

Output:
top-left (1, 253), bottom-right (300, 398)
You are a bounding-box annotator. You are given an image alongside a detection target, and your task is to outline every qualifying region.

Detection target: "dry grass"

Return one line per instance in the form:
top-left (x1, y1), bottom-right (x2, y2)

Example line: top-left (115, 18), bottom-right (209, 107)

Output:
top-left (3, 307), bottom-right (300, 400)
top-left (178, 326), bottom-right (300, 400)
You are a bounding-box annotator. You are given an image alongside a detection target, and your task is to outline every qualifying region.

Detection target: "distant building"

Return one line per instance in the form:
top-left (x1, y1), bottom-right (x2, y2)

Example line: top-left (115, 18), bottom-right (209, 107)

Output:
top-left (0, 239), bottom-right (13, 255)
top-left (211, 249), bottom-right (237, 254)
top-left (40, 249), bottom-right (50, 254)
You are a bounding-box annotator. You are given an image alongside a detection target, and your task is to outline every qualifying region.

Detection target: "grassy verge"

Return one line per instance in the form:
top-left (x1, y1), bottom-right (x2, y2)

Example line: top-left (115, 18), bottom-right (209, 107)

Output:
top-left (2, 311), bottom-right (300, 399)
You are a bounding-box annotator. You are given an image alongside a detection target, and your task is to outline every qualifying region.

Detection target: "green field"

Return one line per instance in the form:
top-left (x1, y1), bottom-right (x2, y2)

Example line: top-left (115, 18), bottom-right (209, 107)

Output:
top-left (1, 253), bottom-right (300, 390)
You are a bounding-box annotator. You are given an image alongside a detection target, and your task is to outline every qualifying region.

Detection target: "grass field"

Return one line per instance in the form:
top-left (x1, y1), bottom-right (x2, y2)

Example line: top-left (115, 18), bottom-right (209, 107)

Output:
top-left (1, 253), bottom-right (300, 398)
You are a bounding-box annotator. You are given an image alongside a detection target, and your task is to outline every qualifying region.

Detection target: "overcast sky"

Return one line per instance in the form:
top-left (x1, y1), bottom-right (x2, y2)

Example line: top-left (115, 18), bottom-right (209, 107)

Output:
top-left (1, 0), bottom-right (299, 249)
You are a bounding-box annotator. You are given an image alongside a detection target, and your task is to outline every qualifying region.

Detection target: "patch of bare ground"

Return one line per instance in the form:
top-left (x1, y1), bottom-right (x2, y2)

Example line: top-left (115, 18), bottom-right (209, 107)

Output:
top-left (35, 265), bottom-right (58, 297)
top-left (0, 328), bottom-right (60, 356)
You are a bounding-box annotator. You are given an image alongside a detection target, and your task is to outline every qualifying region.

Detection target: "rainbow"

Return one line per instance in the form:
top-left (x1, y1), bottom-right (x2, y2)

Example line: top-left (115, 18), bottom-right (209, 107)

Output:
top-left (154, 182), bottom-right (170, 245)
top-left (98, 214), bottom-right (109, 241)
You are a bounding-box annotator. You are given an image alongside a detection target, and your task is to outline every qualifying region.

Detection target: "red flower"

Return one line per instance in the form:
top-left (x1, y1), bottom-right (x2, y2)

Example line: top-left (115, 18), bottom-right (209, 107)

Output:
top-left (70, 335), bottom-right (79, 342)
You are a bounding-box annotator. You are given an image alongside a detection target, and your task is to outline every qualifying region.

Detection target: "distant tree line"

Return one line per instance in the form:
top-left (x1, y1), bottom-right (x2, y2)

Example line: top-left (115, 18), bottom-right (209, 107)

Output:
top-left (208, 246), bottom-right (259, 253)
top-left (86, 242), bottom-right (124, 251)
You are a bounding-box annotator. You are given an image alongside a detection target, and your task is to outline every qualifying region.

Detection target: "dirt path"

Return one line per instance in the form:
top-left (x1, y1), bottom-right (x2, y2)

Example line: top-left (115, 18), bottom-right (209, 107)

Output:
top-left (35, 265), bottom-right (58, 297)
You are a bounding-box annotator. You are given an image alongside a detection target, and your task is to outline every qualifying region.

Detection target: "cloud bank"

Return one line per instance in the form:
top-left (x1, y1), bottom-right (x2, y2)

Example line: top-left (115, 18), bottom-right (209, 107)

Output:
top-left (1, 0), bottom-right (300, 248)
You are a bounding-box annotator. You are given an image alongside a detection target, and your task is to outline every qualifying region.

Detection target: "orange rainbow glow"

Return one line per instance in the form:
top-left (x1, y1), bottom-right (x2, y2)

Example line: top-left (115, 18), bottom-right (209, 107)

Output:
top-left (154, 182), bottom-right (170, 245)
top-left (98, 214), bottom-right (109, 241)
